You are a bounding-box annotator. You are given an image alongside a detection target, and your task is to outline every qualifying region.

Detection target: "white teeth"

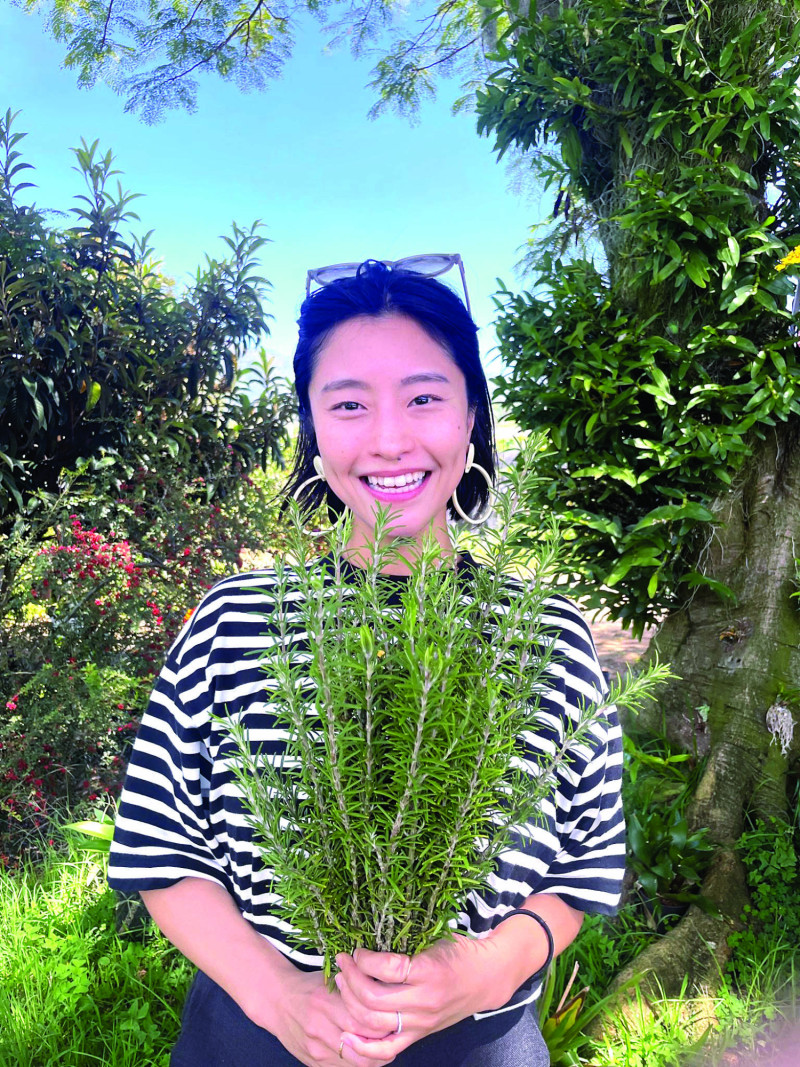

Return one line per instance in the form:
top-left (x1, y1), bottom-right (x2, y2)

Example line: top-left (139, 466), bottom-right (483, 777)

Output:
top-left (366, 471), bottom-right (426, 490)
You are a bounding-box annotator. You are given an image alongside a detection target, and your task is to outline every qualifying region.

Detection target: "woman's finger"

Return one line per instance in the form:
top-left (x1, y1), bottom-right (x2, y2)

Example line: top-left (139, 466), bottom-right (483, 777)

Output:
top-left (341, 1031), bottom-right (405, 1063)
top-left (336, 953), bottom-right (417, 1017)
top-left (335, 974), bottom-right (399, 1038)
top-left (350, 947), bottom-right (413, 985)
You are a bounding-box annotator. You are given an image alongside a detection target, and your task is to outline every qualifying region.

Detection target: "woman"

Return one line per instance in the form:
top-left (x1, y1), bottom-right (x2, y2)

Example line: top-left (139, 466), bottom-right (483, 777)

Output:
top-left (108, 258), bottom-right (625, 1066)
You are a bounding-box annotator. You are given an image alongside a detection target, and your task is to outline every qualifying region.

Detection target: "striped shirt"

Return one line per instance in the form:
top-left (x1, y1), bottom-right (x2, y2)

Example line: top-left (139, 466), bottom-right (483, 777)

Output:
top-left (108, 554), bottom-right (625, 1017)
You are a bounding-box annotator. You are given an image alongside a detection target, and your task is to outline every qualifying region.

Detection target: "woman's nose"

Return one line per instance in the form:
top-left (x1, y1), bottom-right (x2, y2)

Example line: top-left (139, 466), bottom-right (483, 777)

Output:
top-left (371, 408), bottom-right (414, 459)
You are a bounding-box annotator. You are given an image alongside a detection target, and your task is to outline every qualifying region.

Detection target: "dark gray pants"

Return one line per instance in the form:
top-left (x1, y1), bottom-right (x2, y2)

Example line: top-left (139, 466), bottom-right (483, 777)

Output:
top-left (171, 970), bottom-right (550, 1066)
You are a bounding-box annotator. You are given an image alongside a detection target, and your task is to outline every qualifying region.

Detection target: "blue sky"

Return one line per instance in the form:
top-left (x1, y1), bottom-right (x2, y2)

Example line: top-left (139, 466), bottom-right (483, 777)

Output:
top-left (1, 5), bottom-right (541, 377)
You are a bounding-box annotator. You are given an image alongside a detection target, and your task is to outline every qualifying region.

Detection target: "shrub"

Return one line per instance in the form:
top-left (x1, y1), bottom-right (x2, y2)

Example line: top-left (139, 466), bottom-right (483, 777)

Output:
top-left (1, 456), bottom-right (291, 862)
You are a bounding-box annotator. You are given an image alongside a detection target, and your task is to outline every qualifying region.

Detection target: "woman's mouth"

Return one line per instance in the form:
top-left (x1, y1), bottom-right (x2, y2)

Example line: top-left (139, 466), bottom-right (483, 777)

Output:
top-left (362, 471), bottom-right (430, 499)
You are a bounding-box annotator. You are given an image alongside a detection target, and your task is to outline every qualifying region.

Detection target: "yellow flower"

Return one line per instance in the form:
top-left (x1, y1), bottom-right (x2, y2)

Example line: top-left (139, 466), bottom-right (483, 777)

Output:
top-left (776, 245), bottom-right (800, 271)
top-left (376, 649), bottom-right (385, 659)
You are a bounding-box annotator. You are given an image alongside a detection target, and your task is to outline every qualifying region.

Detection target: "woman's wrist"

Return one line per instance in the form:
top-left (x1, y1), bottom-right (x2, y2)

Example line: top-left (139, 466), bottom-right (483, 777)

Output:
top-left (478, 916), bottom-right (552, 1011)
top-left (232, 941), bottom-right (300, 1032)
top-left (477, 895), bottom-right (583, 1012)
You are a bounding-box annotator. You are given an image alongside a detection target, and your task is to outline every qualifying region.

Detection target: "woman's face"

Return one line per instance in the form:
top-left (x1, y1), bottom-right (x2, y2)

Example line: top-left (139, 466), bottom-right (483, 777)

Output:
top-left (307, 313), bottom-right (475, 560)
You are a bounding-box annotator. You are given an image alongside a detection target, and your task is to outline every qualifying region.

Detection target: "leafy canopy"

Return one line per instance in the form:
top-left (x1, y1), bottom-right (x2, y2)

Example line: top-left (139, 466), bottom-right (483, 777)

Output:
top-left (20, 0), bottom-right (499, 121)
top-left (478, 0), bottom-right (800, 631)
top-left (0, 109), bottom-right (295, 523)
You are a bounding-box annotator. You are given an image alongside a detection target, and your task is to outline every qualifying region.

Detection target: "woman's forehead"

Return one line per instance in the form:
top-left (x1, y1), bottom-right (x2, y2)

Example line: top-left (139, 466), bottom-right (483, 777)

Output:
top-left (311, 313), bottom-right (461, 381)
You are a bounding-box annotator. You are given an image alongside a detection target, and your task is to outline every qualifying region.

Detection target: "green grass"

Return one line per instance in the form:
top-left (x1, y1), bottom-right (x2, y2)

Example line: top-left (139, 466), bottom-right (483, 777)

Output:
top-left (0, 848), bottom-right (192, 1067)
top-left (2, 845), bottom-right (796, 1066)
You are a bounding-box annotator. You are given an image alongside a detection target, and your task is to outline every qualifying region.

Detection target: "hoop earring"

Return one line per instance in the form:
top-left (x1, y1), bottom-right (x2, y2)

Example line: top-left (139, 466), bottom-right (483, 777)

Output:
top-left (292, 457), bottom-right (346, 538)
top-left (450, 444), bottom-right (494, 525)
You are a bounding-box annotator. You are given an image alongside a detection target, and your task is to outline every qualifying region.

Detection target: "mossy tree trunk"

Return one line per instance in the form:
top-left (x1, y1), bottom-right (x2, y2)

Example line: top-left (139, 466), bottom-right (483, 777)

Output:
top-left (612, 419), bottom-right (800, 999)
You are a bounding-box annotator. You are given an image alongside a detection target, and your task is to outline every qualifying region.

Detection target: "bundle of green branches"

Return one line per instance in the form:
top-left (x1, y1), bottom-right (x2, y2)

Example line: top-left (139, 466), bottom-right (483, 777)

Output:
top-left (224, 439), bottom-right (665, 981)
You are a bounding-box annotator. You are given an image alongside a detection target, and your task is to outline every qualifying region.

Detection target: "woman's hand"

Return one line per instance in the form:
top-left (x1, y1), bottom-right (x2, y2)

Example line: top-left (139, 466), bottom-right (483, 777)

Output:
top-left (142, 879), bottom-right (398, 1066)
top-left (268, 966), bottom-right (401, 1067)
top-left (333, 935), bottom-right (494, 1061)
top-left (334, 894), bottom-right (583, 1061)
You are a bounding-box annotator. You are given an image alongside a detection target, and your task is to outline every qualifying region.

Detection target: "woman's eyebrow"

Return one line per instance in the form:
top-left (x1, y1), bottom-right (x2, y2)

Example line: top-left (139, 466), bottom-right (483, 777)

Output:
top-left (320, 372), bottom-right (450, 394)
top-left (320, 378), bottom-right (368, 394)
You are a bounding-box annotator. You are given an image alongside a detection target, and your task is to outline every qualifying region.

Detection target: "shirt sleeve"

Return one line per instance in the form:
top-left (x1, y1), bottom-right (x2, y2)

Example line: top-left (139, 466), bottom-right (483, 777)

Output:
top-left (529, 598), bottom-right (626, 915)
top-left (107, 638), bottom-right (231, 895)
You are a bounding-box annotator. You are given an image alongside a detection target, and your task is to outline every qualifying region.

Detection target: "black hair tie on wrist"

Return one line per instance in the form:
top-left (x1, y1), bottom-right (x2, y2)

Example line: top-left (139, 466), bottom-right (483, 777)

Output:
top-left (494, 908), bottom-right (555, 979)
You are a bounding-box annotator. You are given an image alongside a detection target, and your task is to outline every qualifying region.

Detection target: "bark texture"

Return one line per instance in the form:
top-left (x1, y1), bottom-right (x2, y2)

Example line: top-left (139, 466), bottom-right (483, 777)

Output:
top-left (615, 418), bottom-right (800, 1002)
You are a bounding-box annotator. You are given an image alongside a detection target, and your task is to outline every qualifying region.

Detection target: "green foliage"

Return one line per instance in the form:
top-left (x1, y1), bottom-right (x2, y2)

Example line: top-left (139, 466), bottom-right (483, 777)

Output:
top-left (730, 814), bottom-right (800, 986)
top-left (0, 453), bottom-right (291, 861)
top-left (627, 807), bottom-right (714, 903)
top-left (588, 977), bottom-right (714, 1066)
top-left (25, 0), bottom-right (297, 122)
top-left (224, 441), bottom-right (671, 979)
top-left (0, 849), bottom-right (191, 1065)
top-left (538, 950), bottom-right (637, 1066)
top-left (64, 810), bottom-right (116, 852)
top-left (622, 729), bottom-right (712, 907)
top-left (622, 729), bottom-right (704, 811)
top-left (476, 0), bottom-right (800, 630)
top-left (20, 0), bottom-right (501, 122)
top-left (0, 110), bottom-right (294, 524)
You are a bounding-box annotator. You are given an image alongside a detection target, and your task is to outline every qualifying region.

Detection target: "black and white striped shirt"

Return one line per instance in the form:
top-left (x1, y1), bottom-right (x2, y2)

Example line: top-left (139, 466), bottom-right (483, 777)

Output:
top-left (108, 555), bottom-right (625, 1017)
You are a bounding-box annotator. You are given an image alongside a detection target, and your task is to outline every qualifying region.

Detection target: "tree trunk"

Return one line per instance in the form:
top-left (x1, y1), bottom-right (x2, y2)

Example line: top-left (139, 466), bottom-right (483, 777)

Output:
top-left (611, 418), bottom-right (800, 1005)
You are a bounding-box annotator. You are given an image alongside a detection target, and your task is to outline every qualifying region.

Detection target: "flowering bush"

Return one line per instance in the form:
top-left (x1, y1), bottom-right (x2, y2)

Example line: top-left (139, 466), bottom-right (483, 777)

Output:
top-left (1, 458), bottom-right (290, 861)
top-left (0, 664), bottom-right (143, 865)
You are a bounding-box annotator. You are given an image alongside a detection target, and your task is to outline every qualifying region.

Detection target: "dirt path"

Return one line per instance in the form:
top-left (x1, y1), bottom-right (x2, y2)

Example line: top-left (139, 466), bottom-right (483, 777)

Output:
top-left (586, 612), bottom-right (654, 678)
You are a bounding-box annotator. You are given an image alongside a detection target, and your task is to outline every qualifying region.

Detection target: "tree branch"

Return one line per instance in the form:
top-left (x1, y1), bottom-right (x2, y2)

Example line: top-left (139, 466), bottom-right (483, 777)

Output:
top-left (152, 0), bottom-right (287, 89)
top-left (100, 0), bottom-right (116, 50)
top-left (413, 35), bottom-right (481, 74)
top-left (180, 0), bottom-right (206, 35)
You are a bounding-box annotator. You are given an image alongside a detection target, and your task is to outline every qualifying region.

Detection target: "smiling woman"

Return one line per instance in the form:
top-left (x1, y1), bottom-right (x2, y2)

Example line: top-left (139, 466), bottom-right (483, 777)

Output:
top-left (285, 260), bottom-right (496, 551)
top-left (308, 314), bottom-right (475, 565)
top-left (107, 260), bottom-right (626, 1067)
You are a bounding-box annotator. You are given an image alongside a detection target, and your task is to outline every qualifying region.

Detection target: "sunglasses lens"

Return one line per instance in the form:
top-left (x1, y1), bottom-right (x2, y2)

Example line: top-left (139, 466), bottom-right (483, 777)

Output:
top-left (396, 254), bottom-right (455, 277)
top-left (311, 264), bottom-right (361, 285)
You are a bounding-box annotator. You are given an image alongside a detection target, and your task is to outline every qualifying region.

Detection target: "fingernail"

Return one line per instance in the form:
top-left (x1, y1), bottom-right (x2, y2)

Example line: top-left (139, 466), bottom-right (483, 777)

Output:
top-left (334, 973), bottom-right (342, 990)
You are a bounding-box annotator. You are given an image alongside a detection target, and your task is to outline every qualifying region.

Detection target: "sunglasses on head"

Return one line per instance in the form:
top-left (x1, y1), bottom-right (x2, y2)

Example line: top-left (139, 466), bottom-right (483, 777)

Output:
top-left (305, 253), bottom-right (472, 316)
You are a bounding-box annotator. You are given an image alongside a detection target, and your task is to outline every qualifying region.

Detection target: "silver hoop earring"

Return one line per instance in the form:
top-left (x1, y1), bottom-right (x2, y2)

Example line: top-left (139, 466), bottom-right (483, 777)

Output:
top-left (450, 444), bottom-right (494, 525)
top-left (292, 456), bottom-right (346, 538)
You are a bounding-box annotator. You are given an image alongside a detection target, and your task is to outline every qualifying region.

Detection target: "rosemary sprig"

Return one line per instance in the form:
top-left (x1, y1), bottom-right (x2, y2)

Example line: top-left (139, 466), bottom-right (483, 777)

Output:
top-left (222, 438), bottom-right (670, 981)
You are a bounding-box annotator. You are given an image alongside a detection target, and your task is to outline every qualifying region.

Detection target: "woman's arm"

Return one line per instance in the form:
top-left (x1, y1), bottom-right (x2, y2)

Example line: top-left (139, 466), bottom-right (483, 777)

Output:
top-left (141, 878), bottom-right (397, 1067)
top-left (141, 879), bottom-right (296, 1033)
top-left (334, 891), bottom-right (583, 1059)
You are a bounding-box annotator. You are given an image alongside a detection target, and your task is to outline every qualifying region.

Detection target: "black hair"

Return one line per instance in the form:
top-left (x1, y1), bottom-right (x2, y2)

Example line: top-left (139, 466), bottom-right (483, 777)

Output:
top-left (283, 260), bottom-right (495, 521)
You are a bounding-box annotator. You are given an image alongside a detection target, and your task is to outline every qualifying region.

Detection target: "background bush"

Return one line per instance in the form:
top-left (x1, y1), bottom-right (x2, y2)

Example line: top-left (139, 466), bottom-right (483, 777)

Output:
top-left (0, 112), bottom-right (296, 861)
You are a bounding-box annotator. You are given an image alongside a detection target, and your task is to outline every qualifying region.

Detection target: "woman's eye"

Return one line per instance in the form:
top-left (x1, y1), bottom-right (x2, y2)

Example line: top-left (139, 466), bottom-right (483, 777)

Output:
top-left (411, 394), bottom-right (439, 406)
top-left (332, 401), bottom-right (362, 412)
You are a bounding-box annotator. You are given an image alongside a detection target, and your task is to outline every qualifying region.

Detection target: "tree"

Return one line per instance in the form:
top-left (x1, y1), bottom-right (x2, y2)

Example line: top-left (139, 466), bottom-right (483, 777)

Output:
top-left (0, 108), bottom-right (294, 528)
top-left (15, 0), bottom-right (498, 122)
top-left (476, 0), bottom-right (800, 1000)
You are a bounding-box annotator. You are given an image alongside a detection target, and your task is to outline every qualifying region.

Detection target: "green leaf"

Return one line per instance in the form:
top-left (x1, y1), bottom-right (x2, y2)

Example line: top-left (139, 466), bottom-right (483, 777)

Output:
top-left (719, 41), bottom-right (736, 70)
top-left (606, 550), bottom-right (664, 586)
top-left (630, 503), bottom-right (714, 532)
top-left (682, 572), bottom-right (737, 600)
top-left (85, 381), bottom-right (102, 413)
top-left (21, 376), bottom-right (45, 426)
top-left (685, 254), bottom-right (709, 288)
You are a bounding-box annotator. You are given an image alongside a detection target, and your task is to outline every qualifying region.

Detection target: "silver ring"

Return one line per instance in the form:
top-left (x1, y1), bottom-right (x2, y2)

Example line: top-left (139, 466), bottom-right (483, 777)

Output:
top-left (396, 1010), bottom-right (403, 1035)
